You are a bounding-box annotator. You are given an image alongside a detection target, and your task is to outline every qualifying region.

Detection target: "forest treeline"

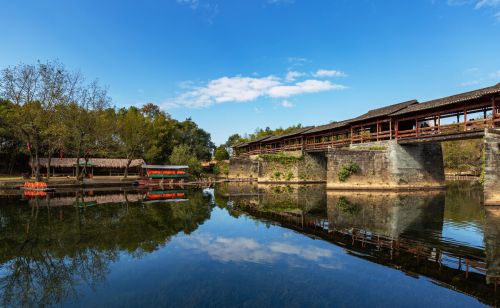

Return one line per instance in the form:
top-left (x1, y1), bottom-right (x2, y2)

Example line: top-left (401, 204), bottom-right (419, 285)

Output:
top-left (0, 61), bottom-right (214, 180)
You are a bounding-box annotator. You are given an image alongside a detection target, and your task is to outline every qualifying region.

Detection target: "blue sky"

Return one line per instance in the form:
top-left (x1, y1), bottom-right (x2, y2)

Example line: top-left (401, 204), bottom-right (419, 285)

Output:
top-left (1, 0), bottom-right (500, 144)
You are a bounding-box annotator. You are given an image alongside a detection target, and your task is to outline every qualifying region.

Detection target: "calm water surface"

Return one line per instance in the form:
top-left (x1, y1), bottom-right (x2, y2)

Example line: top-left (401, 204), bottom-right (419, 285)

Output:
top-left (0, 182), bottom-right (499, 307)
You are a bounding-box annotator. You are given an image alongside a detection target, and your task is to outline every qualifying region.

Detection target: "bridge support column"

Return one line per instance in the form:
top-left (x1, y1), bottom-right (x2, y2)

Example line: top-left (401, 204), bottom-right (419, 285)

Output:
top-left (484, 128), bottom-right (500, 205)
top-left (326, 141), bottom-right (446, 190)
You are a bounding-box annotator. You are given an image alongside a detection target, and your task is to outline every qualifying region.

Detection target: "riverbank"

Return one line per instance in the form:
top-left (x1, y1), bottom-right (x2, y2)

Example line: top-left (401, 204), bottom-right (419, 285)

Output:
top-left (0, 176), bottom-right (139, 189)
top-left (0, 175), bottom-right (228, 190)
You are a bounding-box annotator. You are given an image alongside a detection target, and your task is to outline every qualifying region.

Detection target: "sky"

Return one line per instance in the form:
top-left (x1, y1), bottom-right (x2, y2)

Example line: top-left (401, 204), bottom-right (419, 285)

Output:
top-left (1, 0), bottom-right (500, 145)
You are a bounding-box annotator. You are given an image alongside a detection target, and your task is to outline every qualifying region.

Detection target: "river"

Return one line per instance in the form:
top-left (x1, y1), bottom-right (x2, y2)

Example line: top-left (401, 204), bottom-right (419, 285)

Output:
top-left (0, 182), bottom-right (498, 307)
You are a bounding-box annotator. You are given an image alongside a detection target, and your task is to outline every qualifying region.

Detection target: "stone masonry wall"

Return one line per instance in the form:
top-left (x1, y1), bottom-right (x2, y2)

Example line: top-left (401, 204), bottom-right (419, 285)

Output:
top-left (258, 151), bottom-right (326, 183)
top-left (484, 129), bottom-right (500, 205)
top-left (326, 140), bottom-right (445, 189)
top-left (228, 156), bottom-right (259, 179)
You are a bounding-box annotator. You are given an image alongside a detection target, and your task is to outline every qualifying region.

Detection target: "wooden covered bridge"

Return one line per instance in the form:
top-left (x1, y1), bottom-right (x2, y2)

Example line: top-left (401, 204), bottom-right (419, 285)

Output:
top-left (230, 84), bottom-right (500, 205)
top-left (233, 83), bottom-right (500, 156)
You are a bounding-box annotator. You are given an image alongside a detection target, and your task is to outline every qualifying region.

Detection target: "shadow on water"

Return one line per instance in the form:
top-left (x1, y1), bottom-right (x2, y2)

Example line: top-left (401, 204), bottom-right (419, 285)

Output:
top-left (217, 181), bottom-right (500, 306)
top-left (0, 188), bottom-right (212, 307)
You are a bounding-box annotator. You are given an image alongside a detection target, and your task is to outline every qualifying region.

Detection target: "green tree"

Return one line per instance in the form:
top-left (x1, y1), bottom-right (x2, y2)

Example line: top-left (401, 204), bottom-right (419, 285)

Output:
top-left (214, 145), bottom-right (229, 161)
top-left (169, 144), bottom-right (202, 179)
top-left (116, 107), bottom-right (152, 177)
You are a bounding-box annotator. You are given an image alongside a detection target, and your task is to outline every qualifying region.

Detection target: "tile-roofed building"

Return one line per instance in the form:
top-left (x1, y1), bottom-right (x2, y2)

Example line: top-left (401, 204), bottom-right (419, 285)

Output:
top-left (392, 83), bottom-right (500, 117)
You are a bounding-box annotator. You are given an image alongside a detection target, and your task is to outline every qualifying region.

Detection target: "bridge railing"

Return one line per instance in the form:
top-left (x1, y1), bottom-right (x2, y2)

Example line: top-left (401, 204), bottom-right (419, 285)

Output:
top-left (396, 117), bottom-right (499, 139)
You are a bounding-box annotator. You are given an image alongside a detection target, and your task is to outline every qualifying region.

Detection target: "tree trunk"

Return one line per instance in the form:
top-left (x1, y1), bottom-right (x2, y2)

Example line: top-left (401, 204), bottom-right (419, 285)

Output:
top-left (35, 144), bottom-right (40, 181)
top-left (75, 135), bottom-right (83, 180)
top-left (124, 158), bottom-right (132, 178)
top-left (47, 150), bottom-right (52, 179)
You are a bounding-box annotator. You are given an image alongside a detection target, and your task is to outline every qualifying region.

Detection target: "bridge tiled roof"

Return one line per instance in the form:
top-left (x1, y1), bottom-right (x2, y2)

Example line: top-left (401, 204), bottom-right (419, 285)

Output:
top-left (393, 83), bottom-right (500, 116)
top-left (304, 120), bottom-right (351, 134)
top-left (233, 141), bottom-right (249, 148)
top-left (263, 126), bottom-right (315, 142)
top-left (348, 99), bottom-right (418, 124)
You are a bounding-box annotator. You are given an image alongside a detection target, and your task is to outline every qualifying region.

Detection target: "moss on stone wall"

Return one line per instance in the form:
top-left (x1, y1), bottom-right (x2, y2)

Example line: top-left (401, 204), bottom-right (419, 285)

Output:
top-left (260, 153), bottom-right (303, 164)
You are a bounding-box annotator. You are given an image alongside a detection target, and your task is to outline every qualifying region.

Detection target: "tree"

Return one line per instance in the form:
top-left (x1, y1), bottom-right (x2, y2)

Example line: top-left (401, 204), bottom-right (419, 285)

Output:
top-left (116, 107), bottom-right (152, 178)
top-left (223, 133), bottom-right (245, 156)
top-left (174, 118), bottom-right (215, 161)
top-left (70, 80), bottom-right (111, 180)
top-left (214, 145), bottom-right (229, 161)
top-left (169, 144), bottom-right (202, 179)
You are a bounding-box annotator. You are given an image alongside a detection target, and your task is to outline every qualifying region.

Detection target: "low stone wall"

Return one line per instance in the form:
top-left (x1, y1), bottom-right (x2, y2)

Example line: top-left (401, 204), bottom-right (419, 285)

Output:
top-left (228, 156), bottom-right (259, 179)
top-left (326, 140), bottom-right (446, 190)
top-left (258, 151), bottom-right (326, 183)
top-left (229, 152), bottom-right (327, 183)
top-left (484, 129), bottom-right (500, 205)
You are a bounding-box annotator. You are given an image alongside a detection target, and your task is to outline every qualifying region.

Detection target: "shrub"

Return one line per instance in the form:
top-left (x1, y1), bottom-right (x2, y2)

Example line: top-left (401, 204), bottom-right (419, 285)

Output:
top-left (286, 172), bottom-right (294, 181)
top-left (336, 197), bottom-right (360, 215)
top-left (368, 146), bottom-right (386, 151)
top-left (274, 171), bottom-right (282, 179)
top-left (260, 153), bottom-right (303, 164)
top-left (338, 162), bottom-right (360, 182)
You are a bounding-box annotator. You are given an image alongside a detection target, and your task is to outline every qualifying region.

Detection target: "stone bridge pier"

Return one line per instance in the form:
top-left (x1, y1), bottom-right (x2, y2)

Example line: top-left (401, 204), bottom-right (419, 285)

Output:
top-left (326, 141), bottom-right (446, 190)
top-left (485, 129), bottom-right (500, 206)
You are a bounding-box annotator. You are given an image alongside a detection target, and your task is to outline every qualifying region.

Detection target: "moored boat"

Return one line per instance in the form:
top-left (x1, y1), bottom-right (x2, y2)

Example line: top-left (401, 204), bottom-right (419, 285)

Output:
top-left (136, 165), bottom-right (189, 186)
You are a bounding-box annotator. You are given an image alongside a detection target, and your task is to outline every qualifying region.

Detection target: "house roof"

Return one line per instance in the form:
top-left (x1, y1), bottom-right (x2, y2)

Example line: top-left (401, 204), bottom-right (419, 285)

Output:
top-left (35, 158), bottom-right (146, 168)
top-left (392, 83), bottom-right (500, 116)
top-left (263, 126), bottom-right (314, 143)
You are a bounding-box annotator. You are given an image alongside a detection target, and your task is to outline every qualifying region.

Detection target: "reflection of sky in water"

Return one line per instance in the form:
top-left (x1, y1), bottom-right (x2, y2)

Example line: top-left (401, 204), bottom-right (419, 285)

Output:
top-left (442, 220), bottom-right (485, 250)
top-left (70, 207), bottom-right (484, 307)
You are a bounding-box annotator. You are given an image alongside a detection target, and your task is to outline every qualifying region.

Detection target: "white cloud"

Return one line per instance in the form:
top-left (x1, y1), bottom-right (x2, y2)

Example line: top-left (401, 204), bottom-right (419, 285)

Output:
top-left (460, 80), bottom-right (481, 87)
top-left (458, 68), bottom-right (500, 86)
top-left (490, 70), bottom-right (500, 78)
top-left (268, 242), bottom-right (333, 261)
top-left (495, 11), bottom-right (500, 20)
top-left (313, 69), bottom-right (347, 78)
top-left (281, 100), bottom-right (294, 108)
top-left (177, 0), bottom-right (200, 9)
top-left (268, 79), bottom-right (346, 98)
top-left (287, 57), bottom-right (310, 68)
top-left (176, 0), bottom-right (219, 23)
top-left (285, 70), bottom-right (305, 82)
top-left (268, 0), bottom-right (295, 4)
top-left (476, 0), bottom-right (500, 8)
top-left (178, 233), bottom-right (339, 265)
top-left (166, 75), bottom-right (346, 108)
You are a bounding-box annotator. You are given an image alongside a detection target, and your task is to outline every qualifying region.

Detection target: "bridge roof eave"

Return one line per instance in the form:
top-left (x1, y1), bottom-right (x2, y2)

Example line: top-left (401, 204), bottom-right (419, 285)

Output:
top-left (392, 83), bottom-right (500, 118)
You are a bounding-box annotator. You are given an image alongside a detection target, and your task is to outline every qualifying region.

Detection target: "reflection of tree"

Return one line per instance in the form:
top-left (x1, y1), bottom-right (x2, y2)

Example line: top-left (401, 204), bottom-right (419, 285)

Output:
top-left (0, 189), bottom-right (212, 306)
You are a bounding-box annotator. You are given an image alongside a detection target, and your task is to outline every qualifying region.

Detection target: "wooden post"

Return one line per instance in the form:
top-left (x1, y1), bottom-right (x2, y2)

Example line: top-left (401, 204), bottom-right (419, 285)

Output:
top-left (438, 113), bottom-right (441, 133)
top-left (395, 121), bottom-right (399, 140)
top-left (376, 121), bottom-right (380, 141)
top-left (415, 118), bottom-right (419, 137)
top-left (389, 119), bottom-right (393, 140)
top-left (493, 96), bottom-right (497, 128)
top-left (464, 108), bottom-right (467, 131)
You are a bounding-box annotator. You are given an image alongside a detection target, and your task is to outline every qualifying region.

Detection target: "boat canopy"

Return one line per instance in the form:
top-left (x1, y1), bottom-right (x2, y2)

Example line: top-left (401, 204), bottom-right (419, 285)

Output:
top-left (141, 165), bottom-right (189, 170)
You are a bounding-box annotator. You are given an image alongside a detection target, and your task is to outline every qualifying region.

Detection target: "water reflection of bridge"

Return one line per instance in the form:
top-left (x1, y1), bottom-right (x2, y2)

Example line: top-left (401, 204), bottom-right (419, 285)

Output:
top-left (221, 183), bottom-right (500, 306)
